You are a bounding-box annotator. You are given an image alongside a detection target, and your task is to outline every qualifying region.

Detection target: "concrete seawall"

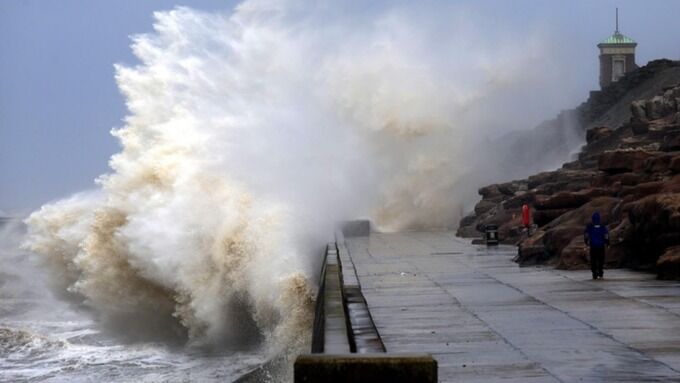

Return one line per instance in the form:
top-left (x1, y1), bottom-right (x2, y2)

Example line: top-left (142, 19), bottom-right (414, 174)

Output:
top-left (293, 221), bottom-right (438, 383)
top-left (346, 230), bottom-right (680, 382)
top-left (238, 224), bottom-right (680, 382)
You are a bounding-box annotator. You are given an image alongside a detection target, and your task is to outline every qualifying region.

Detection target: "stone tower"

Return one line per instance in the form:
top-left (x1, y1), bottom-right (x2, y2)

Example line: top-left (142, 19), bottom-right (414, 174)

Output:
top-left (597, 8), bottom-right (637, 89)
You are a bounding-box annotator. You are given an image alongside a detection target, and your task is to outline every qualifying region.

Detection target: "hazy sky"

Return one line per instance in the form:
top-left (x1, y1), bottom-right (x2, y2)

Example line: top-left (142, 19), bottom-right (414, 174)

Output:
top-left (1, 0), bottom-right (679, 214)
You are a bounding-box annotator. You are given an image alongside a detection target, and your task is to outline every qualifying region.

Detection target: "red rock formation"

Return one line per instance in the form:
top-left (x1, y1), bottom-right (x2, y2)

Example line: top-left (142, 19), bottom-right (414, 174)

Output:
top-left (658, 246), bottom-right (680, 280)
top-left (458, 70), bottom-right (680, 279)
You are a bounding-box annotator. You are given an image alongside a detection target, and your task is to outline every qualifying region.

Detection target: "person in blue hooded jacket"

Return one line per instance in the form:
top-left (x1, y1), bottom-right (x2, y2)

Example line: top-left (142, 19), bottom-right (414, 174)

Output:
top-left (584, 212), bottom-right (609, 279)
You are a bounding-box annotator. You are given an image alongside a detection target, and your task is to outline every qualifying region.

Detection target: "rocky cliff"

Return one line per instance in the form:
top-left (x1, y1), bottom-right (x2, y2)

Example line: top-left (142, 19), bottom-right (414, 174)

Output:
top-left (458, 59), bottom-right (680, 280)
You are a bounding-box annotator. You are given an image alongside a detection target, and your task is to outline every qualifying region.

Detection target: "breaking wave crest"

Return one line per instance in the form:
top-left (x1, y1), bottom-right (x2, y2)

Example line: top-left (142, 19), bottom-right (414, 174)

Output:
top-left (0, 327), bottom-right (66, 359)
top-left (22, 0), bottom-right (573, 355)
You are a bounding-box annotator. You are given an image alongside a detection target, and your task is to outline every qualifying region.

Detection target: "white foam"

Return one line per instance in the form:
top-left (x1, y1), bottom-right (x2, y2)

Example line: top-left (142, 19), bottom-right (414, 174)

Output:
top-left (21, 0), bottom-right (580, 359)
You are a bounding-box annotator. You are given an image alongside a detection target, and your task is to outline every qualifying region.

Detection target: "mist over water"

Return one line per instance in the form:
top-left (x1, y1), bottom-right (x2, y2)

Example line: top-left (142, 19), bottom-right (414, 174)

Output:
top-left (10, 1), bottom-right (585, 380)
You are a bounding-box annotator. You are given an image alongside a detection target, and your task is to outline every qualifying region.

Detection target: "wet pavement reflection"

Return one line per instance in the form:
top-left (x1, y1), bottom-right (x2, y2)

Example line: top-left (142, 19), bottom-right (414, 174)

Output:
top-left (347, 232), bottom-right (680, 383)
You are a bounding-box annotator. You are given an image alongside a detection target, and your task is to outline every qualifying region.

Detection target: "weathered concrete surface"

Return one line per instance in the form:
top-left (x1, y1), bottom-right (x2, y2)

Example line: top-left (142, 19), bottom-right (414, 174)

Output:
top-left (347, 232), bottom-right (680, 382)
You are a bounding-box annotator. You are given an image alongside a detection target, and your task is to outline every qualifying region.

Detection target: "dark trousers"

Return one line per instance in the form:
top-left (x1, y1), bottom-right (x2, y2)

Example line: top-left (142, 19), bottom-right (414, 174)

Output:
top-left (590, 246), bottom-right (605, 277)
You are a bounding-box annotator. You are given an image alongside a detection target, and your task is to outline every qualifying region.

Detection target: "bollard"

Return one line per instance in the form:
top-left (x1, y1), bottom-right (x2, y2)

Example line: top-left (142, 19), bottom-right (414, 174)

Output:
top-left (485, 224), bottom-right (499, 246)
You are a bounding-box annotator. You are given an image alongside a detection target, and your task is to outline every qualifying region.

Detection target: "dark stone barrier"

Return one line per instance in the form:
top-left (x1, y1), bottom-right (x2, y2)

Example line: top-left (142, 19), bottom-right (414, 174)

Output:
top-left (294, 354), bottom-right (437, 383)
top-left (340, 220), bottom-right (371, 237)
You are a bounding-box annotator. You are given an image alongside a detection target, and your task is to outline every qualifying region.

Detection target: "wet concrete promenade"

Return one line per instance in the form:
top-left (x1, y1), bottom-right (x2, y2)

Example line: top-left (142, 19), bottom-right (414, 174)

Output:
top-left (346, 231), bottom-right (680, 382)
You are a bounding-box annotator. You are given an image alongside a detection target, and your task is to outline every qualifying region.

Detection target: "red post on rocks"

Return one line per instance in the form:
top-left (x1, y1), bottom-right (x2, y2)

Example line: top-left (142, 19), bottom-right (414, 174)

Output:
top-left (522, 204), bottom-right (531, 228)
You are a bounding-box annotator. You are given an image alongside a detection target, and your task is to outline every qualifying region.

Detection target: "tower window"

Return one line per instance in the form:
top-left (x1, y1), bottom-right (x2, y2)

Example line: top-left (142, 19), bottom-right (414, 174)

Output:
top-left (612, 57), bottom-right (625, 82)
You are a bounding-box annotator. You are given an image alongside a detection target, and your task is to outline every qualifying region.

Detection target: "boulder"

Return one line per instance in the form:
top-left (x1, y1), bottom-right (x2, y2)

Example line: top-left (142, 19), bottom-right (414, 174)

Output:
top-left (628, 193), bottom-right (680, 234)
top-left (497, 182), bottom-right (519, 196)
top-left (527, 170), bottom-right (568, 189)
top-left (543, 197), bottom-right (621, 231)
top-left (543, 226), bottom-right (583, 259)
top-left (497, 213), bottom-right (525, 244)
top-left (533, 193), bottom-right (565, 210)
top-left (577, 154), bottom-right (600, 170)
top-left (630, 119), bottom-right (650, 135)
top-left (660, 175), bottom-right (680, 193)
top-left (609, 219), bottom-right (633, 244)
top-left (670, 156), bottom-right (680, 173)
top-left (478, 184), bottom-right (502, 199)
top-left (535, 188), bottom-right (609, 211)
top-left (586, 126), bottom-right (613, 144)
top-left (535, 181), bottom-right (591, 196)
top-left (556, 237), bottom-right (589, 270)
top-left (651, 123), bottom-right (680, 136)
top-left (456, 219), bottom-right (482, 238)
top-left (616, 172), bottom-right (646, 185)
top-left (502, 192), bottom-right (538, 209)
top-left (657, 246), bottom-right (680, 280)
top-left (620, 181), bottom-right (665, 199)
top-left (626, 193), bottom-right (680, 266)
top-left (598, 150), bottom-right (657, 174)
top-left (656, 233), bottom-right (680, 252)
top-left (474, 200), bottom-right (497, 215)
top-left (561, 160), bottom-right (582, 170)
top-left (458, 213), bottom-right (477, 228)
top-left (533, 208), bottom-right (573, 227)
top-left (661, 133), bottom-right (680, 152)
top-left (604, 243), bottom-right (632, 268)
top-left (663, 92), bottom-right (678, 112)
top-left (644, 154), bottom-right (675, 173)
top-left (515, 230), bottom-right (551, 266)
top-left (646, 95), bottom-right (670, 119)
top-left (592, 172), bottom-right (647, 188)
top-left (630, 100), bottom-right (646, 120)
top-left (663, 85), bottom-right (680, 99)
top-left (529, 171), bottom-right (598, 196)
top-left (472, 205), bottom-right (516, 233)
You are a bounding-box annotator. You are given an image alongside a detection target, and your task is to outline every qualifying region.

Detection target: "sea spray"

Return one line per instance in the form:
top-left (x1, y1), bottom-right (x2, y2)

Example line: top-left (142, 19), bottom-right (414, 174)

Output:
top-left (23, 0), bottom-right (582, 362)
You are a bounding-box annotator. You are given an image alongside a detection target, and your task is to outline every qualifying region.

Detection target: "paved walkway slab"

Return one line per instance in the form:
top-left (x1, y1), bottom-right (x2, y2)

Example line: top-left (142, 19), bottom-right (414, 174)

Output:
top-left (347, 232), bottom-right (680, 383)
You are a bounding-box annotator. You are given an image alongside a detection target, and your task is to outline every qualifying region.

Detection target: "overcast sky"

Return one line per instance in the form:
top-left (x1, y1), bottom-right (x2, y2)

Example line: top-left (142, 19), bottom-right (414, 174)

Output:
top-left (1, 0), bottom-right (679, 214)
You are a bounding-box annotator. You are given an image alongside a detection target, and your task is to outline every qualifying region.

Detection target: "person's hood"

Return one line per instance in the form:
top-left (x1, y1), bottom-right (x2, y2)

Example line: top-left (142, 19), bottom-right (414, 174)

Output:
top-left (592, 212), bottom-right (601, 225)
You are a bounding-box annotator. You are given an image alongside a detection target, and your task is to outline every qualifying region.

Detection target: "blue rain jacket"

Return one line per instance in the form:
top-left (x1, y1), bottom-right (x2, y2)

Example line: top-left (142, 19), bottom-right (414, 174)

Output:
top-left (584, 212), bottom-right (609, 248)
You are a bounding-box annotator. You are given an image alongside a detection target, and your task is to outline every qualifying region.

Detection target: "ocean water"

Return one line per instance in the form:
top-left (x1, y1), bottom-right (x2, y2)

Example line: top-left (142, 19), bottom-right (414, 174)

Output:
top-left (0, 220), bottom-right (265, 382)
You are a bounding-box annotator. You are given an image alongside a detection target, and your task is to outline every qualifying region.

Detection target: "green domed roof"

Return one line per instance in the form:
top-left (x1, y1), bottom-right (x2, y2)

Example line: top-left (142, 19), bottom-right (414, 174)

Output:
top-left (599, 31), bottom-right (636, 45)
